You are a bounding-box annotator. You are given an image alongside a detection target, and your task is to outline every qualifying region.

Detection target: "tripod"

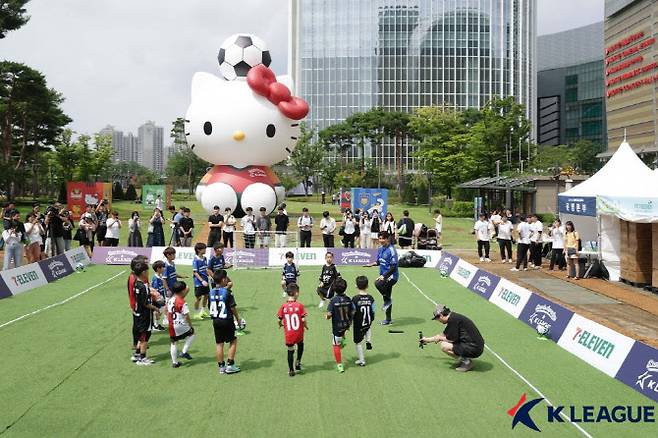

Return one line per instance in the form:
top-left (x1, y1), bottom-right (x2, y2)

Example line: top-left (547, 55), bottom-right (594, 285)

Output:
top-left (169, 224), bottom-right (181, 247)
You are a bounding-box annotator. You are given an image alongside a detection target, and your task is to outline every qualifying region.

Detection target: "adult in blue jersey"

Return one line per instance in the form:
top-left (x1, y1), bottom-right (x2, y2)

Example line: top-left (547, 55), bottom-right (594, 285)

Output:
top-left (365, 231), bottom-right (398, 325)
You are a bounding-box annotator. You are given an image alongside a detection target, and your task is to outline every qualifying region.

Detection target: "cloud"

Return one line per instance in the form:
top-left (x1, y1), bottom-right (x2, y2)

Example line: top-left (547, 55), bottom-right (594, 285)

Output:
top-left (537, 0), bottom-right (603, 35)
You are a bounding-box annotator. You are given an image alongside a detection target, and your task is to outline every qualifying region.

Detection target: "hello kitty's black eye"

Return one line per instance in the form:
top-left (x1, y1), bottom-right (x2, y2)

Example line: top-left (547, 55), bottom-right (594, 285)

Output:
top-left (266, 124), bottom-right (276, 138)
top-left (203, 122), bottom-right (212, 135)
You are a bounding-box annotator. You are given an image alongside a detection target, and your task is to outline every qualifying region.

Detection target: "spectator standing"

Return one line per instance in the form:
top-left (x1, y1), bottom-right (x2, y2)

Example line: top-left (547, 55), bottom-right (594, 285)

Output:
top-left (171, 206), bottom-right (184, 246)
top-left (490, 210), bottom-right (502, 236)
top-left (341, 212), bottom-right (356, 248)
top-left (321, 190), bottom-right (326, 204)
top-left (564, 221), bottom-right (580, 279)
top-left (24, 213), bottom-right (44, 263)
top-left (511, 216), bottom-right (531, 272)
top-left (496, 214), bottom-right (513, 263)
top-left (274, 206), bottom-right (289, 247)
top-left (78, 206), bottom-right (97, 257)
top-left (370, 210), bottom-right (381, 248)
top-left (529, 214), bottom-right (543, 269)
top-left (2, 221), bottom-right (23, 270)
top-left (297, 208), bottom-right (313, 247)
top-left (128, 211), bottom-right (143, 247)
top-left (241, 207), bottom-right (256, 248)
top-left (105, 211), bottom-right (122, 247)
top-left (549, 219), bottom-right (566, 271)
top-left (223, 207), bottom-right (236, 248)
top-left (207, 206), bottom-right (224, 248)
top-left (95, 200), bottom-right (109, 247)
top-left (146, 208), bottom-right (165, 247)
top-left (320, 211), bottom-right (336, 248)
top-left (397, 210), bottom-right (414, 249)
top-left (433, 209), bottom-right (443, 240)
top-left (473, 213), bottom-right (493, 262)
top-left (45, 206), bottom-right (65, 256)
top-left (383, 212), bottom-right (396, 244)
top-left (155, 194), bottom-right (163, 212)
top-left (505, 209), bottom-right (514, 224)
top-left (32, 203), bottom-right (46, 253)
top-left (256, 207), bottom-right (271, 248)
top-left (359, 211), bottom-right (372, 249)
top-left (62, 210), bottom-right (73, 251)
top-left (179, 208), bottom-right (194, 247)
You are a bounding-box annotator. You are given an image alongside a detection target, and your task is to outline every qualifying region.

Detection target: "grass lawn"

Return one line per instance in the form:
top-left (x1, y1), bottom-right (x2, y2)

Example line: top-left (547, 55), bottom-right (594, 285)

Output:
top-left (0, 264), bottom-right (654, 437)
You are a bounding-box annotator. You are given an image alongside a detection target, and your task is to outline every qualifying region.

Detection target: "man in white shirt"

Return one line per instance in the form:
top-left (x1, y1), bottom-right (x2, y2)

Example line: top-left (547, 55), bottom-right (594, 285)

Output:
top-left (297, 208), bottom-right (313, 247)
top-left (511, 216), bottom-right (531, 271)
top-left (240, 207), bottom-right (256, 248)
top-left (320, 211), bottom-right (336, 248)
top-left (529, 214), bottom-right (543, 269)
top-left (433, 209), bottom-right (443, 238)
top-left (473, 213), bottom-right (492, 262)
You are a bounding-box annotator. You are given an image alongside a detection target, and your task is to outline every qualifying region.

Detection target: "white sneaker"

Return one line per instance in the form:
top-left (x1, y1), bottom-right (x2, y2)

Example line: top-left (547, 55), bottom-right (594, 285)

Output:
top-left (355, 360), bottom-right (366, 366)
top-left (510, 268), bottom-right (519, 272)
top-left (485, 258), bottom-right (492, 262)
top-left (501, 259), bottom-right (506, 264)
top-left (136, 358), bottom-right (154, 366)
top-left (507, 259), bottom-right (513, 264)
top-left (318, 300), bottom-right (325, 309)
top-left (282, 291), bottom-right (287, 298)
top-left (479, 257), bottom-right (485, 262)
top-left (523, 268), bottom-right (528, 271)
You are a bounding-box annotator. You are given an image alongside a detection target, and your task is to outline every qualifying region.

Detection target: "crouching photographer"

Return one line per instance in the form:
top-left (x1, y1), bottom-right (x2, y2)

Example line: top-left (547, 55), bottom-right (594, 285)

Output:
top-left (420, 304), bottom-right (485, 372)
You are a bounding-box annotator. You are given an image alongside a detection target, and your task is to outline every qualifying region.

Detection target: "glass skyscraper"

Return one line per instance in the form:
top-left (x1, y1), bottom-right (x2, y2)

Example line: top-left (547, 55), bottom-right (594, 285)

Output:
top-left (291, 0), bottom-right (536, 171)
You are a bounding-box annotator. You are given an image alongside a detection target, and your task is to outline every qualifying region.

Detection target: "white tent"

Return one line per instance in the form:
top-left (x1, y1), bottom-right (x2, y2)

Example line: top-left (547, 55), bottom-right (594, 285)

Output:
top-left (558, 140), bottom-right (654, 281)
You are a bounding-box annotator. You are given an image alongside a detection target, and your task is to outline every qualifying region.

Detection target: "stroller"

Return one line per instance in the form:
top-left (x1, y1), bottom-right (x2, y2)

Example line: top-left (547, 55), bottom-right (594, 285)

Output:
top-left (425, 229), bottom-right (441, 250)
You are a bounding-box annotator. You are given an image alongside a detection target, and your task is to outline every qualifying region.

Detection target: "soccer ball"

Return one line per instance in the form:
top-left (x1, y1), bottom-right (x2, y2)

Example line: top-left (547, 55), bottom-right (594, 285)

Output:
top-left (439, 268), bottom-right (449, 278)
top-left (218, 34), bottom-right (271, 81)
top-left (75, 262), bottom-right (85, 272)
top-left (235, 318), bottom-right (246, 331)
top-left (536, 323), bottom-right (550, 337)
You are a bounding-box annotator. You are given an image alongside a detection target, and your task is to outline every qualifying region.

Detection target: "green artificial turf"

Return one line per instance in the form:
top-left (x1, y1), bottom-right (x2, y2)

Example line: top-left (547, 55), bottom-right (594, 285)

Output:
top-left (0, 265), bottom-right (655, 437)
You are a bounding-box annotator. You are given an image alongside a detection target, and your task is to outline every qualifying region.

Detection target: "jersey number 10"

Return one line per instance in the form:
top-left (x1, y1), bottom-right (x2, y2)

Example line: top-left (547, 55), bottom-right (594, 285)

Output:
top-left (284, 313), bottom-right (300, 331)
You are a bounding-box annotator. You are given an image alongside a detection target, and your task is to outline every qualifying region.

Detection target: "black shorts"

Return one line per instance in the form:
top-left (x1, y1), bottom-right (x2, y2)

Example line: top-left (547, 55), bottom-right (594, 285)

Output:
top-left (194, 285), bottom-right (210, 298)
top-left (213, 319), bottom-right (236, 344)
top-left (134, 315), bottom-right (151, 334)
top-left (452, 342), bottom-right (483, 359)
top-left (317, 286), bottom-right (334, 299)
top-left (170, 327), bottom-right (195, 342)
top-left (137, 331), bottom-right (151, 343)
top-left (353, 327), bottom-right (371, 344)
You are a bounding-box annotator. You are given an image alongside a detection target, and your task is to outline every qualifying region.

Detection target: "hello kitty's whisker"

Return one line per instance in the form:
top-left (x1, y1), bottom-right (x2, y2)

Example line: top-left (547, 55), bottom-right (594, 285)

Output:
top-left (285, 147), bottom-right (292, 153)
top-left (190, 144), bottom-right (196, 150)
top-left (185, 132), bottom-right (190, 136)
top-left (290, 136), bottom-right (297, 140)
top-left (185, 119), bottom-right (190, 123)
top-left (290, 123), bottom-right (299, 127)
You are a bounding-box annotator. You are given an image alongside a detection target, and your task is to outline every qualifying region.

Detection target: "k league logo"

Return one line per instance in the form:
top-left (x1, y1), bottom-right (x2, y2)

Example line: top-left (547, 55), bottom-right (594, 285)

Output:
top-left (473, 275), bottom-right (491, 294)
top-left (340, 251), bottom-right (371, 264)
top-left (47, 260), bottom-right (67, 278)
top-left (636, 360), bottom-right (658, 393)
top-left (439, 257), bottom-right (453, 274)
top-left (528, 304), bottom-right (557, 334)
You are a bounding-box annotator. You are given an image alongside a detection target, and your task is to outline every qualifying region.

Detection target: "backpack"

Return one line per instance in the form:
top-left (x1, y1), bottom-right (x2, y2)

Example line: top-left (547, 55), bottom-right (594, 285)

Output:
top-left (398, 251), bottom-right (427, 268)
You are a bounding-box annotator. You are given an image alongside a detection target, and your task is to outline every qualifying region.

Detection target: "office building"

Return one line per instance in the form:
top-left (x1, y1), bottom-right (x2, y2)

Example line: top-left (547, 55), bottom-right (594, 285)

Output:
top-left (291, 0), bottom-right (536, 170)
top-left (138, 121), bottom-right (164, 172)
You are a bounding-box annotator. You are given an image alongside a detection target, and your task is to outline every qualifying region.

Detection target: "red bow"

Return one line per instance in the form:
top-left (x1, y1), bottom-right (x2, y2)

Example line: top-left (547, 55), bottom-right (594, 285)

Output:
top-left (246, 64), bottom-right (309, 120)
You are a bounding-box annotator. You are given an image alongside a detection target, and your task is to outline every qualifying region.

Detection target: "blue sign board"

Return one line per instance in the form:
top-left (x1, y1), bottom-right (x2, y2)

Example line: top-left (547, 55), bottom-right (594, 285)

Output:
top-left (558, 196), bottom-right (596, 217)
top-left (351, 188), bottom-right (388, 218)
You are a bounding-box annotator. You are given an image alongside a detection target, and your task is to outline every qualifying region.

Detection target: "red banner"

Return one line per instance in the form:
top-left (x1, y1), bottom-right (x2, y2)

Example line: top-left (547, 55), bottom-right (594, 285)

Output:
top-left (66, 182), bottom-right (110, 220)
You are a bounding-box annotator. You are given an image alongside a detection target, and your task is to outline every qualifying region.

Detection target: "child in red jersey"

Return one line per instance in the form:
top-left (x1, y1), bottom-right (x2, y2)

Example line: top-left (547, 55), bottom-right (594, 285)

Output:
top-left (277, 283), bottom-right (308, 377)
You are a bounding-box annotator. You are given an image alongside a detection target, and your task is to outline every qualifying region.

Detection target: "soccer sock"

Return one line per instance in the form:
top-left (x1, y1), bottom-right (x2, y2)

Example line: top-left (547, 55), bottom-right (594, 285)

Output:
top-left (332, 345), bottom-right (342, 364)
top-left (386, 305), bottom-right (392, 321)
top-left (182, 334), bottom-right (195, 354)
top-left (227, 359), bottom-right (234, 366)
top-left (287, 350), bottom-right (294, 371)
top-left (296, 342), bottom-right (304, 363)
top-left (218, 361), bottom-right (225, 368)
top-left (355, 343), bottom-right (365, 363)
top-left (365, 329), bottom-right (372, 343)
top-left (170, 343), bottom-right (178, 363)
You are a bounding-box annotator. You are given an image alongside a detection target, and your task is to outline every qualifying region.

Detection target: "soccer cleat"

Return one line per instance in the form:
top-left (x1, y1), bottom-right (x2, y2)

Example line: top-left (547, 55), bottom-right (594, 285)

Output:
top-left (193, 313), bottom-right (204, 321)
top-left (336, 364), bottom-right (345, 373)
top-left (456, 358), bottom-right (473, 372)
top-left (225, 364), bottom-right (241, 374)
top-left (366, 342), bottom-right (373, 350)
top-left (318, 300), bottom-right (325, 309)
top-left (523, 268), bottom-right (528, 271)
top-left (180, 352), bottom-right (193, 360)
top-left (136, 358), bottom-right (153, 366)
top-left (501, 259), bottom-right (506, 263)
top-left (201, 309), bottom-right (210, 318)
top-left (510, 268), bottom-right (519, 272)
top-left (288, 370), bottom-right (295, 377)
top-left (152, 325), bottom-right (164, 332)
top-left (295, 362), bottom-right (302, 371)
top-left (379, 320), bottom-right (392, 326)
top-left (219, 366), bottom-right (226, 375)
top-left (172, 362), bottom-right (182, 368)
top-left (131, 354), bottom-right (139, 362)
top-left (381, 300), bottom-right (392, 312)
top-left (354, 360), bottom-right (366, 367)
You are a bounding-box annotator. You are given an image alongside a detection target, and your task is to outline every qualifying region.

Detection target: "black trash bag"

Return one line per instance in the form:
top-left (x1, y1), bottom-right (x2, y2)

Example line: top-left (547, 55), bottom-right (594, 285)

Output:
top-left (399, 251), bottom-right (427, 268)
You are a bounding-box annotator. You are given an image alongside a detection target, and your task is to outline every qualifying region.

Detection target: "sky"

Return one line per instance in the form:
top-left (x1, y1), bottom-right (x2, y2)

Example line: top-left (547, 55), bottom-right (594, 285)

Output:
top-left (2, 0), bottom-right (604, 140)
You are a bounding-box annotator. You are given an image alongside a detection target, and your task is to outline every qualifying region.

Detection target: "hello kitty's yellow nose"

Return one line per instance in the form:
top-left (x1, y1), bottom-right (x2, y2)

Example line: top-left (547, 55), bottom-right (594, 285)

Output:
top-left (232, 130), bottom-right (245, 141)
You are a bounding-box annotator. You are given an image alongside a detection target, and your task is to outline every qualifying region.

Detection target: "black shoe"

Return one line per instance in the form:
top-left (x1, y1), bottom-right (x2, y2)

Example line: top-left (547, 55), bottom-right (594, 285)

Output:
top-left (295, 362), bottom-right (302, 371)
top-left (289, 370), bottom-right (295, 377)
top-left (366, 342), bottom-right (373, 350)
top-left (180, 352), bottom-right (193, 360)
top-left (172, 362), bottom-right (181, 368)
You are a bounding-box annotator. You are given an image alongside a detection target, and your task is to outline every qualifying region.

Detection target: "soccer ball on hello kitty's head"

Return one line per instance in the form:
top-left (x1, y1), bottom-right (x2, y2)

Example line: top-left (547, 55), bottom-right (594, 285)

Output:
top-left (218, 34), bottom-right (271, 81)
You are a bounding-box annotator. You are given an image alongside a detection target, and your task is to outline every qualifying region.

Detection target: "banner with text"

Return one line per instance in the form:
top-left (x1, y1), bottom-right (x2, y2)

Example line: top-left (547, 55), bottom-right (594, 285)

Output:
top-left (488, 278), bottom-right (532, 319)
top-left (436, 252), bottom-right (459, 276)
top-left (0, 264), bottom-right (48, 296)
top-left (467, 269), bottom-right (501, 300)
top-left (224, 249), bottom-right (269, 268)
top-left (64, 246), bottom-right (92, 268)
top-left (615, 341), bottom-right (658, 403)
top-left (558, 195), bottom-right (596, 217)
top-left (517, 293), bottom-right (575, 342)
top-left (38, 255), bottom-right (74, 283)
top-left (449, 258), bottom-right (477, 287)
top-left (331, 249), bottom-right (377, 266)
top-left (92, 247), bottom-right (152, 265)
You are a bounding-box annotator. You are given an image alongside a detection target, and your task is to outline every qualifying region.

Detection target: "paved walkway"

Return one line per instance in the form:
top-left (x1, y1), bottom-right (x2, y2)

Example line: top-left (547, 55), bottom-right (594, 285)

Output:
top-left (454, 249), bottom-right (658, 348)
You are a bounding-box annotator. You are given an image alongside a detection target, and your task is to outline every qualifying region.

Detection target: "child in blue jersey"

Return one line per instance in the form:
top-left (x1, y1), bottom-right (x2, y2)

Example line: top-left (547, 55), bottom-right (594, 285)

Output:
top-left (151, 260), bottom-right (167, 330)
top-left (280, 251), bottom-right (300, 298)
top-left (365, 231), bottom-right (398, 325)
top-left (163, 247), bottom-right (187, 297)
top-left (192, 242), bottom-right (210, 320)
top-left (210, 270), bottom-right (241, 374)
top-left (208, 243), bottom-right (232, 287)
top-left (325, 278), bottom-right (354, 373)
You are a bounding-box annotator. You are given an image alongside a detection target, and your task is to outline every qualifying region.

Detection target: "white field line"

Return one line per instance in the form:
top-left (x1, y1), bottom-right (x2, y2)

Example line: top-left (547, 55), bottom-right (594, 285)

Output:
top-left (0, 270), bottom-right (126, 330)
top-left (402, 271), bottom-right (593, 438)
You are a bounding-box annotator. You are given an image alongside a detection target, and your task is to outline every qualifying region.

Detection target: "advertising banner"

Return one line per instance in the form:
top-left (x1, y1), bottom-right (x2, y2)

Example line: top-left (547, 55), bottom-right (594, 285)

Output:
top-left (449, 258), bottom-right (477, 287)
top-left (332, 249), bottom-right (377, 266)
top-left (488, 278), bottom-right (532, 318)
top-left (467, 269), bottom-right (501, 300)
top-left (397, 249), bottom-right (440, 268)
top-left (0, 264), bottom-right (48, 296)
top-left (142, 185), bottom-right (169, 210)
top-left (64, 246), bottom-right (91, 268)
top-left (224, 249), bottom-right (269, 268)
top-left (597, 195), bottom-right (658, 222)
top-left (38, 254), bottom-right (74, 283)
top-left (150, 246), bottom-right (198, 266)
top-left (615, 341), bottom-right (658, 403)
top-left (339, 189), bottom-right (351, 211)
top-left (557, 313), bottom-right (636, 377)
top-left (66, 182), bottom-right (108, 220)
top-left (436, 252), bottom-right (459, 276)
top-left (517, 294), bottom-right (575, 342)
top-left (91, 247), bottom-right (152, 265)
top-left (350, 188), bottom-right (388, 217)
top-left (558, 195), bottom-right (596, 217)
top-left (268, 247), bottom-right (326, 266)
top-left (0, 275), bottom-right (11, 299)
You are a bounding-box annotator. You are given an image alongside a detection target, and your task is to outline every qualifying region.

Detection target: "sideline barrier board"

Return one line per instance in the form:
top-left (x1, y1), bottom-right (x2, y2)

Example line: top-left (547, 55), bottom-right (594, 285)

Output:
top-left (436, 252), bottom-right (459, 275)
top-left (449, 258), bottom-right (477, 287)
top-left (557, 313), bottom-right (636, 377)
top-left (332, 249), bottom-right (377, 265)
top-left (225, 249), bottom-right (269, 268)
top-left (0, 264), bottom-right (49, 296)
top-left (616, 341), bottom-right (658, 403)
top-left (0, 275), bottom-right (11, 299)
top-left (268, 248), bottom-right (327, 266)
top-left (92, 247), bottom-right (152, 265)
top-left (65, 246), bottom-right (91, 268)
top-left (38, 254), bottom-right (74, 282)
top-left (467, 269), bottom-right (500, 300)
top-left (488, 278), bottom-right (533, 319)
top-left (517, 293), bottom-right (574, 342)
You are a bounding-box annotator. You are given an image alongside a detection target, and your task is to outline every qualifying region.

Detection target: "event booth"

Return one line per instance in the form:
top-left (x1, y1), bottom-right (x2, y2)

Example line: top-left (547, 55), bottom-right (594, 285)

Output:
top-left (559, 140), bottom-right (658, 283)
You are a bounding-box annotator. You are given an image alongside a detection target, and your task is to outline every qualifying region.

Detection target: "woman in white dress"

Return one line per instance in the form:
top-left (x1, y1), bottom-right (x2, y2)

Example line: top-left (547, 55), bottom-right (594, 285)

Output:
top-left (359, 211), bottom-right (372, 249)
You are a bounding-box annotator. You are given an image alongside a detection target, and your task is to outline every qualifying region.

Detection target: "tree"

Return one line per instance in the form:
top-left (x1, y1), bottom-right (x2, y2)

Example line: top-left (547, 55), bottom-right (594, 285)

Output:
top-left (318, 159), bottom-right (341, 194)
top-left (0, 0), bottom-right (30, 39)
top-left (318, 123), bottom-right (353, 162)
top-left (570, 140), bottom-right (602, 174)
top-left (125, 184), bottom-right (138, 201)
top-left (380, 110), bottom-right (410, 190)
top-left (288, 123), bottom-right (324, 196)
top-left (166, 149), bottom-right (210, 192)
top-left (169, 116), bottom-right (200, 194)
top-left (112, 181), bottom-right (124, 200)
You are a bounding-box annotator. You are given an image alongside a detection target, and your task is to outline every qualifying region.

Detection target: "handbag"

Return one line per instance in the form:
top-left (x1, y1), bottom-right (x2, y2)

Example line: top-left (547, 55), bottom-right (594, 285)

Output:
top-left (338, 225), bottom-right (345, 236)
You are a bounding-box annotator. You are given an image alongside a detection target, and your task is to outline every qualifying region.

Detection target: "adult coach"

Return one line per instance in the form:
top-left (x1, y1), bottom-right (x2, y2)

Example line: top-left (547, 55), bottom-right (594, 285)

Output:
top-left (365, 231), bottom-right (398, 325)
top-left (421, 304), bottom-right (484, 372)
top-left (207, 206), bottom-right (224, 247)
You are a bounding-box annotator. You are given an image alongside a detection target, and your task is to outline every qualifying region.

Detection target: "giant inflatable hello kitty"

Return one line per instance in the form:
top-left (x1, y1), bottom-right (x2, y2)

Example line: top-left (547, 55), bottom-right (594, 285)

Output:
top-left (185, 34), bottom-right (309, 217)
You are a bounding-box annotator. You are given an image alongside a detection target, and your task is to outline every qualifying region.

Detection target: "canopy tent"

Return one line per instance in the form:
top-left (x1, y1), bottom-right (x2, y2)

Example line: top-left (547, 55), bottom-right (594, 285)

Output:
top-left (558, 140), bottom-right (655, 281)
